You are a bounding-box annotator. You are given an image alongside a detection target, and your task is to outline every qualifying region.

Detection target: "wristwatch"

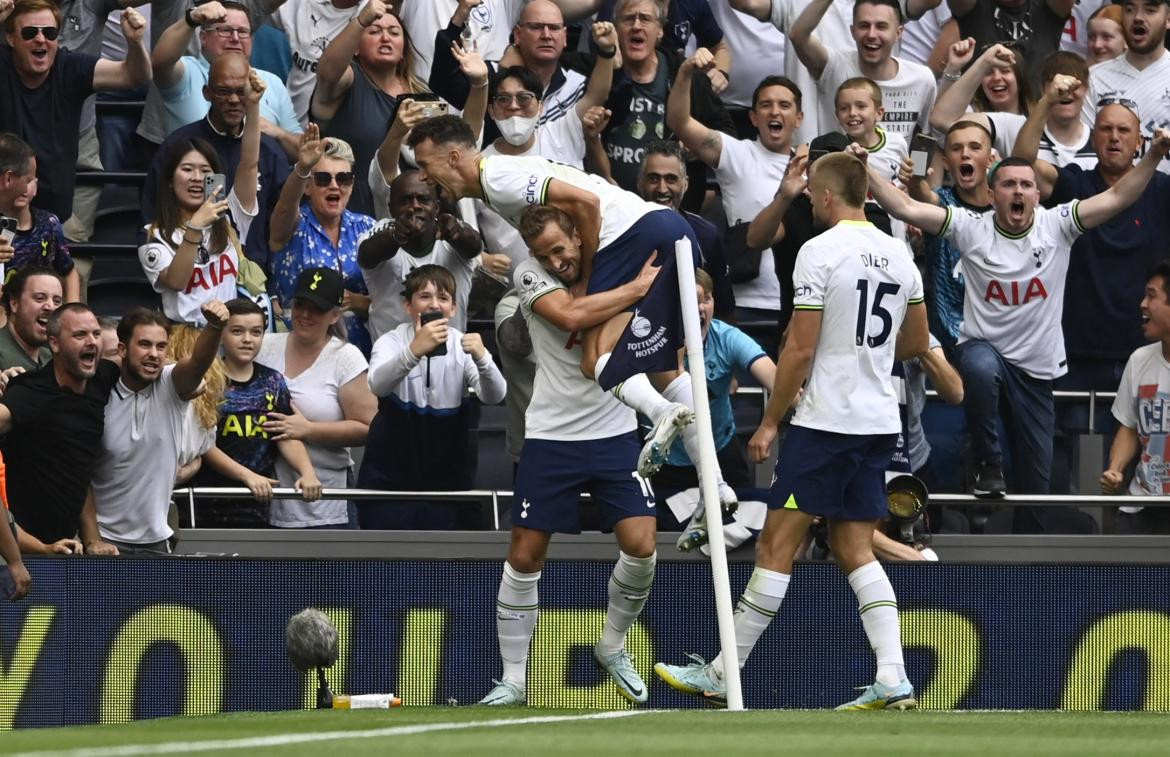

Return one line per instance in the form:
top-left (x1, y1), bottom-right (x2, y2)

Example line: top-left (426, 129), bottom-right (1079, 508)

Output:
top-left (185, 7), bottom-right (200, 28)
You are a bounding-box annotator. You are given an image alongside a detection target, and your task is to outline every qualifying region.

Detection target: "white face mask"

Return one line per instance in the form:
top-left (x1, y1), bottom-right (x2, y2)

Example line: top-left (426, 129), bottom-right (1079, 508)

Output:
top-left (495, 114), bottom-right (539, 146)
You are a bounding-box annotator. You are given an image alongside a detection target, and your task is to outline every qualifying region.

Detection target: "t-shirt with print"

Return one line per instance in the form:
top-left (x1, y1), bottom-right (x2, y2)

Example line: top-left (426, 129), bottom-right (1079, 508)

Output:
top-left (605, 55), bottom-right (670, 191)
top-left (216, 363), bottom-right (294, 480)
top-left (400, 0), bottom-right (526, 83)
top-left (817, 49), bottom-right (937, 140)
top-left (1112, 342), bottom-right (1170, 495)
top-left (8, 208), bottom-right (75, 280)
top-left (272, 0), bottom-right (361, 124)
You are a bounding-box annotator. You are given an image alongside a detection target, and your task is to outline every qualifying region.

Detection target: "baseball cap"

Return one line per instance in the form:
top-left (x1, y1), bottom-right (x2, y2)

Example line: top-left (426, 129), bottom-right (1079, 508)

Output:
top-left (809, 131), bottom-right (851, 154)
top-left (292, 267), bottom-right (344, 311)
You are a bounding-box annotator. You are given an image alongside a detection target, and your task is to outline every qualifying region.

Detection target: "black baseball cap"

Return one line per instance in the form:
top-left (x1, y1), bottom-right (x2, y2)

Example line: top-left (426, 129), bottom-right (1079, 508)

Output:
top-left (809, 131), bottom-right (851, 154)
top-left (292, 267), bottom-right (344, 311)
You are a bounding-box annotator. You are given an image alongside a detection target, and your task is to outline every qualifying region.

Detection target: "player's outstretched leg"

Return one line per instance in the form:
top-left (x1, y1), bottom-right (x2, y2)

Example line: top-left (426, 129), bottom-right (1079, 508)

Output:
top-left (600, 355), bottom-right (694, 478)
top-left (479, 562), bottom-right (540, 705)
top-left (595, 549), bottom-right (657, 703)
top-left (659, 372), bottom-right (739, 525)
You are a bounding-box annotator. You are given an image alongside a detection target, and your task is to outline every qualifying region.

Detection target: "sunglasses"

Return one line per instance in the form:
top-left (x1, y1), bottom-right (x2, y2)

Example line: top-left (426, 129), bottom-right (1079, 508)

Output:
top-left (1097, 96), bottom-right (1138, 111)
top-left (312, 171), bottom-right (355, 187)
top-left (20, 25), bottom-right (59, 41)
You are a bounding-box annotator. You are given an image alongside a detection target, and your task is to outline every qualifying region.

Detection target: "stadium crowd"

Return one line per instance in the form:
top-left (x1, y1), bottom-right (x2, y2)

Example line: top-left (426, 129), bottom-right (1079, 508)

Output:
top-left (1, 0), bottom-right (1170, 575)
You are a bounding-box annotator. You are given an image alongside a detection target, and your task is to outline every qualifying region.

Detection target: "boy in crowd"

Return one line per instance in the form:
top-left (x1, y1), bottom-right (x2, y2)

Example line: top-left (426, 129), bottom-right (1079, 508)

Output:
top-left (836, 77), bottom-right (907, 184)
top-left (198, 298), bottom-right (321, 527)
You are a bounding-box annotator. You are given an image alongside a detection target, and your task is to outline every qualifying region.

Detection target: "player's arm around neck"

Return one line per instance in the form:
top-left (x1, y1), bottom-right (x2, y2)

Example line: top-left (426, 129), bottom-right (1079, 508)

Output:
top-left (531, 252), bottom-right (661, 333)
top-left (747, 308), bottom-right (820, 462)
top-left (894, 302), bottom-right (930, 361)
top-left (1076, 128), bottom-right (1170, 230)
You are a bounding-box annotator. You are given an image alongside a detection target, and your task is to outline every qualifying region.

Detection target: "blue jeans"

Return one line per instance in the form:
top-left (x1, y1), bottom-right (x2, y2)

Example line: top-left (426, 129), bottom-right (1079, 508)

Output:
top-left (956, 340), bottom-right (1054, 531)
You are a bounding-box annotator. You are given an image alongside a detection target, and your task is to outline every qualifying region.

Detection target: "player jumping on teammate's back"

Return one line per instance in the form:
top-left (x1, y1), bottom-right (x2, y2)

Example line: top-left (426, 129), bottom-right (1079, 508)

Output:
top-left (406, 115), bottom-right (739, 513)
top-left (478, 206), bottom-right (665, 706)
top-left (655, 151), bottom-right (928, 710)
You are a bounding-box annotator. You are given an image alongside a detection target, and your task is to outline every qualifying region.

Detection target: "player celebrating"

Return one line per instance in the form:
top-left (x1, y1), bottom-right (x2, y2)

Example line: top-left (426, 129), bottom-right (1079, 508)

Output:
top-left (479, 206), bottom-right (663, 706)
top-left (654, 152), bottom-right (929, 710)
top-left (406, 115), bottom-right (738, 510)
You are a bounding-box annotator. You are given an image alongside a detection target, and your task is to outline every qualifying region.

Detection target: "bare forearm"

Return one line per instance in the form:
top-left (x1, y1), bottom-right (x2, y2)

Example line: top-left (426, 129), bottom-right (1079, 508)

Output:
top-left (930, 64), bottom-right (985, 132)
top-left (174, 325), bottom-right (224, 395)
top-left (304, 420), bottom-right (369, 447)
top-left (121, 37), bottom-right (151, 89)
top-left (665, 65), bottom-right (696, 138)
top-left (711, 42), bottom-right (732, 77)
top-left (1107, 425), bottom-right (1141, 473)
top-left (237, 107), bottom-right (263, 211)
top-left (763, 348), bottom-right (813, 426)
top-left (584, 135), bottom-right (613, 182)
top-left (276, 439), bottom-right (317, 479)
top-left (151, 19), bottom-right (194, 87)
top-left (316, 21), bottom-right (362, 94)
top-left (746, 193), bottom-right (794, 250)
top-left (1012, 98), bottom-right (1049, 162)
top-left (546, 284), bottom-right (644, 333)
top-left (269, 173), bottom-right (309, 250)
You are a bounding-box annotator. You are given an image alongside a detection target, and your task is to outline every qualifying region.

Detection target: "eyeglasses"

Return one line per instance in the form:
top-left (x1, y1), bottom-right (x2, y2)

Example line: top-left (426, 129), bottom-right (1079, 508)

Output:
top-left (312, 171), bottom-right (355, 187)
top-left (205, 25), bottom-right (252, 39)
top-left (518, 21), bottom-right (565, 33)
top-left (1097, 96), bottom-right (1138, 112)
top-left (617, 12), bottom-right (660, 26)
top-left (20, 25), bottom-right (59, 41)
top-left (491, 92), bottom-right (537, 108)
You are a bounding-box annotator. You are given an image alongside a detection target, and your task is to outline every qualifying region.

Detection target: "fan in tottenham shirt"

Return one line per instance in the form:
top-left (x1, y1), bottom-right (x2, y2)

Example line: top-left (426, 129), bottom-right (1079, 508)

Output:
top-left (861, 128), bottom-right (1170, 532)
top-left (270, 0), bottom-right (365, 125)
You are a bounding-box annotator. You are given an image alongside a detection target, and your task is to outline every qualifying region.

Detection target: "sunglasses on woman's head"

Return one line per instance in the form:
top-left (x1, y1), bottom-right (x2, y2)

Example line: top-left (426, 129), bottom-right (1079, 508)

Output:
top-left (20, 25), bottom-right (59, 41)
top-left (312, 171), bottom-right (355, 187)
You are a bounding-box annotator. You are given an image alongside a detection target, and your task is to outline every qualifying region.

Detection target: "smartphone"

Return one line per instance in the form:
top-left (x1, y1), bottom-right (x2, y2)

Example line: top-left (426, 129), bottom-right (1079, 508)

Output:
top-left (419, 310), bottom-right (448, 356)
top-left (0, 215), bottom-right (16, 245)
top-left (420, 101), bottom-right (449, 119)
top-left (203, 173), bottom-right (226, 202)
top-left (909, 134), bottom-right (937, 178)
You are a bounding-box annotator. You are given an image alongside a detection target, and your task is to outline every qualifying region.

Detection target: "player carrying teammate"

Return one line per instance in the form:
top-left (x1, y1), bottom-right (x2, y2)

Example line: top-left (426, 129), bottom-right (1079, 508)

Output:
top-left (654, 151), bottom-right (929, 710)
top-left (479, 206), bottom-right (663, 706)
top-left (406, 115), bottom-right (738, 511)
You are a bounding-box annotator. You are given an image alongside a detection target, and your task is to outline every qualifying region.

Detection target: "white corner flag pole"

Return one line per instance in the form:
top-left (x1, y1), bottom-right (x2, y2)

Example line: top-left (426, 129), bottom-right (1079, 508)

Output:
top-left (674, 236), bottom-right (744, 711)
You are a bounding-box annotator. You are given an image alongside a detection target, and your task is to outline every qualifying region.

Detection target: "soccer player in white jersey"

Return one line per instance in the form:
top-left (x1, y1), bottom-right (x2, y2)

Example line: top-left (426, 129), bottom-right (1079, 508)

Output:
top-left (1083, 0), bottom-right (1170, 173)
top-left (406, 115), bottom-right (740, 510)
top-left (861, 130), bottom-right (1170, 526)
top-left (654, 152), bottom-right (930, 710)
top-left (479, 206), bottom-right (663, 706)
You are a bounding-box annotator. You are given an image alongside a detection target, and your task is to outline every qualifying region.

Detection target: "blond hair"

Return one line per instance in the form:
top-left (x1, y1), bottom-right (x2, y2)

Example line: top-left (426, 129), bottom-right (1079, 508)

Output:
top-left (166, 325), bottom-right (227, 431)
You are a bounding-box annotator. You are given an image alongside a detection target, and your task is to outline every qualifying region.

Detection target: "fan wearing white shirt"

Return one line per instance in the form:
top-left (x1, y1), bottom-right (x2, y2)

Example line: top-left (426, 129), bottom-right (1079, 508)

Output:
top-left (665, 47), bottom-right (800, 326)
top-left (788, 0), bottom-right (936, 140)
top-left (861, 130), bottom-right (1170, 528)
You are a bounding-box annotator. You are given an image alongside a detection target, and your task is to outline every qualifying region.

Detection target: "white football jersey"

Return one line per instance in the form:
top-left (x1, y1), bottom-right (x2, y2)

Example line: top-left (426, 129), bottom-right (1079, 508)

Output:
top-left (514, 257), bottom-right (635, 441)
top-left (790, 220), bottom-right (924, 435)
top-left (477, 154), bottom-right (660, 248)
top-left (1084, 52), bottom-right (1170, 173)
top-left (941, 201), bottom-right (1085, 379)
top-left (272, 0), bottom-right (361, 124)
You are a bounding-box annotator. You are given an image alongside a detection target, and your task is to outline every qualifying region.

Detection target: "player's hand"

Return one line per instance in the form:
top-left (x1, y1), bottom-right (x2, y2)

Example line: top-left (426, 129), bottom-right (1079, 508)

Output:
top-left (778, 150), bottom-right (809, 201)
top-left (263, 410), bottom-right (313, 442)
top-left (46, 538), bottom-right (83, 555)
top-left (242, 470), bottom-right (280, 502)
top-left (5, 562), bottom-right (29, 601)
top-left (201, 300), bottom-right (230, 330)
top-left (296, 474), bottom-right (323, 502)
top-left (461, 332), bottom-right (486, 360)
top-left (191, 1), bottom-right (228, 26)
top-left (748, 421), bottom-right (779, 463)
top-left (581, 106), bottom-right (612, 139)
top-left (481, 252), bottom-right (512, 278)
top-left (629, 250), bottom-right (662, 297)
top-left (1100, 469), bottom-right (1125, 495)
top-left (945, 37), bottom-right (976, 74)
top-left (1045, 74), bottom-right (1081, 105)
top-left (451, 41), bottom-right (489, 86)
top-left (357, 0), bottom-right (387, 28)
top-left (592, 21), bottom-right (618, 57)
top-left (683, 47), bottom-right (717, 74)
top-left (296, 123), bottom-right (326, 176)
top-left (411, 313), bottom-right (448, 356)
top-left (121, 6), bottom-right (147, 43)
top-left (84, 540), bottom-right (119, 556)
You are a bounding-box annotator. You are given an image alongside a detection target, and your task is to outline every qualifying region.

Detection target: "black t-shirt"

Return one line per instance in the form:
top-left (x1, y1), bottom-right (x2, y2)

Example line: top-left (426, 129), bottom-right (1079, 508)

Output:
top-left (955, 0), bottom-right (1065, 93)
top-left (606, 54), bottom-right (670, 191)
top-left (0, 359), bottom-right (119, 542)
top-left (0, 46), bottom-right (98, 221)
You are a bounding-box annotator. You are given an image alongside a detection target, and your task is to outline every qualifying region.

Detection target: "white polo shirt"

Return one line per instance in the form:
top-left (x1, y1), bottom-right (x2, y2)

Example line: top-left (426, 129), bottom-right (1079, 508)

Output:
top-left (92, 365), bottom-right (188, 545)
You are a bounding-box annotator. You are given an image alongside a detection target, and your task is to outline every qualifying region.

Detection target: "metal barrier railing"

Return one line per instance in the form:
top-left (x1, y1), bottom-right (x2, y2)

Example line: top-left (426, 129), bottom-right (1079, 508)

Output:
top-left (173, 487), bottom-right (1170, 531)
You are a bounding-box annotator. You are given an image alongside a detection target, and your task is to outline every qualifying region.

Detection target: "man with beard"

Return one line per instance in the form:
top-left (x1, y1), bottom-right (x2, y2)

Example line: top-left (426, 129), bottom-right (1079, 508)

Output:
top-left (358, 170), bottom-right (482, 340)
top-left (0, 267), bottom-right (62, 372)
top-left (479, 205), bottom-right (661, 706)
top-left (666, 50), bottom-right (800, 333)
top-left (0, 303), bottom-right (119, 554)
top-left (1083, 0), bottom-right (1170, 174)
top-left (863, 130), bottom-right (1170, 526)
top-left (88, 302), bottom-right (229, 554)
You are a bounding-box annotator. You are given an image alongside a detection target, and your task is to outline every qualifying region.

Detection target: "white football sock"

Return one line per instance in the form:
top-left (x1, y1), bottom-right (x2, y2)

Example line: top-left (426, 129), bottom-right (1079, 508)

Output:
top-left (848, 560), bottom-right (906, 687)
top-left (597, 353), bottom-right (673, 422)
top-left (710, 567), bottom-right (790, 678)
top-left (596, 551), bottom-right (657, 657)
top-left (496, 562), bottom-right (540, 686)
top-left (661, 374), bottom-right (726, 488)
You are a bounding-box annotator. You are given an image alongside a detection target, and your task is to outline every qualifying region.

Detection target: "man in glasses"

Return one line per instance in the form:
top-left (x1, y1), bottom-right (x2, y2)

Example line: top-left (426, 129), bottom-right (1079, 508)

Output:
top-left (1083, 0), bottom-right (1170, 175)
top-left (142, 52), bottom-right (291, 270)
top-left (0, 0), bottom-right (149, 227)
top-left (151, 0), bottom-right (301, 158)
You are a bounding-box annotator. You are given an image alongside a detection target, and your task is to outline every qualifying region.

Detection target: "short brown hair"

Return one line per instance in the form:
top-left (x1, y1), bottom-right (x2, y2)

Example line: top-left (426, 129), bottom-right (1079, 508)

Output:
top-left (116, 308), bottom-right (170, 344)
top-left (809, 152), bottom-right (867, 208)
top-left (695, 268), bottom-right (714, 295)
top-left (836, 77), bottom-right (883, 108)
top-left (1041, 51), bottom-right (1089, 87)
top-left (518, 205), bottom-right (575, 245)
top-left (5, 0), bottom-right (61, 34)
top-left (403, 264), bottom-right (456, 300)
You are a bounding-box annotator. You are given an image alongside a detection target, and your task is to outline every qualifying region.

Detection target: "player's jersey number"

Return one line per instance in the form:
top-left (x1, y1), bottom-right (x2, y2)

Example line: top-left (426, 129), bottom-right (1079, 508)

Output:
top-left (855, 280), bottom-right (900, 348)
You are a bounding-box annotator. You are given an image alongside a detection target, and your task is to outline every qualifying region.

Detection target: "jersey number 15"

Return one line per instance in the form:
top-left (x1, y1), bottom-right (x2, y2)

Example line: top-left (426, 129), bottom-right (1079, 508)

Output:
top-left (855, 280), bottom-right (900, 348)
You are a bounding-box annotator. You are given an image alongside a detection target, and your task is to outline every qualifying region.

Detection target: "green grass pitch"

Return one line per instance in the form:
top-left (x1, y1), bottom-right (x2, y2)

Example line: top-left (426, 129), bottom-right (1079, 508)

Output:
top-left (4, 709), bottom-right (1170, 757)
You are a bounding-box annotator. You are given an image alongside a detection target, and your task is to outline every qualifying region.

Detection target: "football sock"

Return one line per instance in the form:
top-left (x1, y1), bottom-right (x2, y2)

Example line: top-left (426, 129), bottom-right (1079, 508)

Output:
top-left (597, 551), bottom-right (657, 657)
top-left (848, 560), bottom-right (906, 687)
top-left (497, 562), bottom-right (540, 686)
top-left (599, 355), bottom-right (673, 422)
top-left (661, 373), bottom-right (726, 487)
top-left (710, 567), bottom-right (790, 678)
